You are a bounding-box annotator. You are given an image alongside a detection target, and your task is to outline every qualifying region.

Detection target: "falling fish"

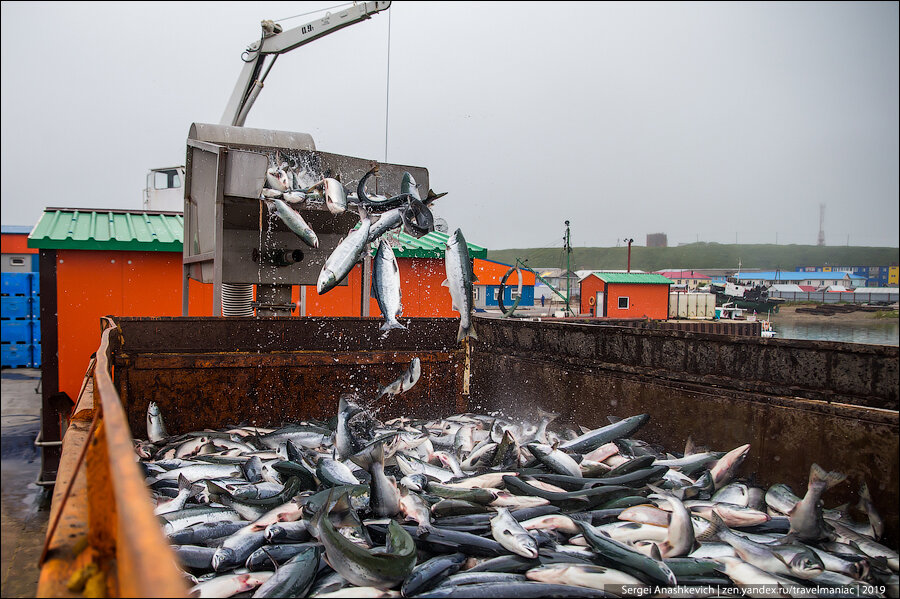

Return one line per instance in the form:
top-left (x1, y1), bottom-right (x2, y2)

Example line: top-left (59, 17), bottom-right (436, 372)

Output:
top-left (147, 401), bottom-right (168, 442)
top-left (443, 228), bottom-right (478, 342)
top-left (270, 199), bottom-right (319, 248)
top-left (378, 358), bottom-right (420, 399)
top-left (373, 240), bottom-right (405, 333)
top-left (318, 207), bottom-right (371, 295)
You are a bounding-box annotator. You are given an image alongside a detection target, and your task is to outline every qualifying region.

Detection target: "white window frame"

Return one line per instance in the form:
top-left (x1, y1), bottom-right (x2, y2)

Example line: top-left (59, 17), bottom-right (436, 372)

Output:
top-left (618, 296), bottom-right (630, 309)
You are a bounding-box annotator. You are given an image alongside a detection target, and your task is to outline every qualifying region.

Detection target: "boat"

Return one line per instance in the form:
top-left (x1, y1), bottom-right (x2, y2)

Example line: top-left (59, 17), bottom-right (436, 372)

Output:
top-left (761, 319), bottom-right (776, 338)
top-left (710, 282), bottom-right (786, 313)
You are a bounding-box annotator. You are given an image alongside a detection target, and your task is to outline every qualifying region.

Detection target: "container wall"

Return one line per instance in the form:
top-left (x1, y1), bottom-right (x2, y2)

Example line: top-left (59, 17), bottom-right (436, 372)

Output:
top-left (469, 317), bottom-right (899, 542)
top-left (110, 317), bottom-right (466, 437)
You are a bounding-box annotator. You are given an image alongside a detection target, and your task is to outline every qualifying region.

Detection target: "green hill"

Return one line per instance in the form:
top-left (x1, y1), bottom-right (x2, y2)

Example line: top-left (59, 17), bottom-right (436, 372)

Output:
top-left (487, 243), bottom-right (900, 273)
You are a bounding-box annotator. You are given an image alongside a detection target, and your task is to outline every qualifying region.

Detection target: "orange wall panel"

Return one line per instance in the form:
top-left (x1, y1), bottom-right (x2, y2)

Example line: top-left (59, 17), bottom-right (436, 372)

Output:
top-left (473, 259), bottom-right (536, 286)
top-left (580, 276), bottom-right (605, 315)
top-left (55, 249), bottom-right (213, 402)
top-left (606, 283), bottom-right (670, 319)
top-left (1, 233), bottom-right (38, 254)
top-left (302, 258), bottom-right (457, 319)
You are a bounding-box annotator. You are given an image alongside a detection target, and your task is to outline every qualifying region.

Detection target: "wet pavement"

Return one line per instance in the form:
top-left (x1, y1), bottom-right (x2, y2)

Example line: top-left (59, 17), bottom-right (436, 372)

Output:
top-left (1, 368), bottom-right (50, 598)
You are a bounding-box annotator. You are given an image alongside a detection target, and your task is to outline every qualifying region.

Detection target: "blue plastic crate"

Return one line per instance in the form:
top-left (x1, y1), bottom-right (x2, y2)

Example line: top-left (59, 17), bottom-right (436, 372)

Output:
top-left (1, 344), bottom-right (33, 368)
top-left (32, 343), bottom-right (41, 368)
top-left (1, 319), bottom-right (32, 343)
top-left (31, 275), bottom-right (40, 296)
top-left (32, 320), bottom-right (41, 344)
top-left (1, 296), bottom-right (32, 319)
top-left (1, 272), bottom-right (32, 296)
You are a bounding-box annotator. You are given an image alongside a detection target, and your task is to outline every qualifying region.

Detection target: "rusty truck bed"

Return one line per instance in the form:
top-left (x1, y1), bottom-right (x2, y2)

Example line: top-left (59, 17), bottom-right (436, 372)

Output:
top-left (38, 315), bottom-right (898, 597)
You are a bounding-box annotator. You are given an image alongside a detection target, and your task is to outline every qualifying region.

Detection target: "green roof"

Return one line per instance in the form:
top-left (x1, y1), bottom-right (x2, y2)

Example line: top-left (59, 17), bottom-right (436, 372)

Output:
top-left (367, 230), bottom-right (487, 259)
top-left (28, 208), bottom-right (183, 252)
top-left (588, 272), bottom-right (674, 285)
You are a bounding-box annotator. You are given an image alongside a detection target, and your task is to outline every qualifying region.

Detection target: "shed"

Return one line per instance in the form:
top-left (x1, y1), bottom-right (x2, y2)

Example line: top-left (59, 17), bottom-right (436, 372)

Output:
top-left (27, 207), bottom-right (214, 485)
top-left (579, 272), bottom-right (673, 318)
top-left (472, 259), bottom-right (535, 310)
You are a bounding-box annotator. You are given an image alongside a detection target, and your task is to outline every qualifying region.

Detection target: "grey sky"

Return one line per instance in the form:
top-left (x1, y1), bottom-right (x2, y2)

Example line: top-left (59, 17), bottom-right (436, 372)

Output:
top-left (2, 1), bottom-right (897, 250)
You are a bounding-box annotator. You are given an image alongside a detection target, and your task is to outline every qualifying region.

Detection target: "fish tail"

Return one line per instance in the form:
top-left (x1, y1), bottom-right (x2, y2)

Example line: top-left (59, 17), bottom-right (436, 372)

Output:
top-left (858, 481), bottom-right (872, 505)
top-left (380, 320), bottom-right (407, 332)
top-left (696, 510), bottom-right (727, 542)
top-left (809, 463), bottom-right (846, 490)
top-left (457, 322), bottom-right (478, 343)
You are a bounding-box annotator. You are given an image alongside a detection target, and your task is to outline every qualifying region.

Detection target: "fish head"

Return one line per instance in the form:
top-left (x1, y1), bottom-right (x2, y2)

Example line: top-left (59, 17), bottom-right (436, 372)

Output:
top-left (788, 553), bottom-right (825, 579)
top-left (211, 547), bottom-right (236, 572)
top-left (318, 269), bottom-right (337, 294)
top-left (148, 401), bottom-right (160, 417)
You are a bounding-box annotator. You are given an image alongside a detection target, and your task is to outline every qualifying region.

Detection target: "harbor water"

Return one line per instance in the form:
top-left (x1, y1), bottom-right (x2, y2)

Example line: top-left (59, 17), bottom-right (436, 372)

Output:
top-left (773, 319), bottom-right (899, 346)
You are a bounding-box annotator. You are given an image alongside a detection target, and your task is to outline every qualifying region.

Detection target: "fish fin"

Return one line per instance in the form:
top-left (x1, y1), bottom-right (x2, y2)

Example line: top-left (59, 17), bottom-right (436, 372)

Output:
top-left (380, 320), bottom-right (407, 332)
top-left (649, 543), bottom-right (663, 561)
top-left (578, 425), bottom-right (592, 435)
top-left (457, 325), bottom-right (467, 343)
top-left (696, 509), bottom-right (727, 542)
top-left (858, 481), bottom-right (872, 504)
top-left (469, 323), bottom-right (477, 340)
top-left (809, 463), bottom-right (847, 490)
top-left (177, 473), bottom-right (191, 492)
top-left (441, 279), bottom-right (450, 287)
top-left (607, 415), bottom-right (623, 424)
top-left (684, 436), bottom-right (696, 456)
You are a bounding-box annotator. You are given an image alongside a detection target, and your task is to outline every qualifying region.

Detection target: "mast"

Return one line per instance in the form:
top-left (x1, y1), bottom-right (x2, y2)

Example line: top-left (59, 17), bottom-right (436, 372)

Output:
top-left (564, 220), bottom-right (572, 316)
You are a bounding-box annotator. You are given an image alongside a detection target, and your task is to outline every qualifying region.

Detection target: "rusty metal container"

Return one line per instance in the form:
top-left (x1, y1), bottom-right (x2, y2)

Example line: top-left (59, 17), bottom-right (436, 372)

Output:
top-left (39, 315), bottom-right (898, 597)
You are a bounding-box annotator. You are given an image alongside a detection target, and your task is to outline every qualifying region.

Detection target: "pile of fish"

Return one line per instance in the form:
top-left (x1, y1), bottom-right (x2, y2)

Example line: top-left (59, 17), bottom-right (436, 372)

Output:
top-left (138, 393), bottom-right (898, 598)
top-left (259, 156), bottom-right (476, 341)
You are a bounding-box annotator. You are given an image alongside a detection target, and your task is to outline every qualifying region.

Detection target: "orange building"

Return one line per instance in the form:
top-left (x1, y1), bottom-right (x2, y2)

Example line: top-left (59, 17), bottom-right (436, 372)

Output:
top-left (579, 272), bottom-right (672, 319)
top-left (26, 209), bottom-right (491, 482)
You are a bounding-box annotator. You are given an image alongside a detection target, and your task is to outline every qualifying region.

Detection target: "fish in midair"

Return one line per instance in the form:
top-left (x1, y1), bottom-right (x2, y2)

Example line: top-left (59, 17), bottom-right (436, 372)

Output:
top-left (147, 401), bottom-right (168, 442)
top-left (323, 178), bottom-right (348, 214)
top-left (443, 228), bottom-right (478, 342)
top-left (372, 240), bottom-right (405, 333)
top-left (318, 207), bottom-right (371, 295)
top-left (378, 358), bottom-right (420, 399)
top-left (270, 199), bottom-right (318, 248)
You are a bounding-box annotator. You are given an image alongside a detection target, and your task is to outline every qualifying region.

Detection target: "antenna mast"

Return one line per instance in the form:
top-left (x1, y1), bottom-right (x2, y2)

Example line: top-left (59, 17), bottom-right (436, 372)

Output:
top-left (817, 204), bottom-right (825, 246)
top-left (564, 220), bottom-right (572, 316)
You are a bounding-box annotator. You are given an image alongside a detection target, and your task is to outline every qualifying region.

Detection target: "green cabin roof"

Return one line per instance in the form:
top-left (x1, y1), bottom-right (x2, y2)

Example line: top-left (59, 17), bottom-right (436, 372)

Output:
top-left (369, 230), bottom-right (487, 259)
top-left (588, 272), bottom-right (674, 285)
top-left (28, 208), bottom-right (184, 252)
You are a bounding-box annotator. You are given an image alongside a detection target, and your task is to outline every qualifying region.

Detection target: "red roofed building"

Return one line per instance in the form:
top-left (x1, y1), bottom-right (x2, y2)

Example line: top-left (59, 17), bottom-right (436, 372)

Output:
top-left (655, 270), bottom-right (711, 290)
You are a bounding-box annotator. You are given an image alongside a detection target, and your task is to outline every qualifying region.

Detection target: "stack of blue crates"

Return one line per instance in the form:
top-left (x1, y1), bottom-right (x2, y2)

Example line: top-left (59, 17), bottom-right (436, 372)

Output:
top-left (1, 272), bottom-right (41, 368)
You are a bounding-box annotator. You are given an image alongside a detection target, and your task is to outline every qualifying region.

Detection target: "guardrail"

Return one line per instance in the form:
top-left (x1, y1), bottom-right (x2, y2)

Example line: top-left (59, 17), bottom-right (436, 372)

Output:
top-left (770, 291), bottom-right (899, 303)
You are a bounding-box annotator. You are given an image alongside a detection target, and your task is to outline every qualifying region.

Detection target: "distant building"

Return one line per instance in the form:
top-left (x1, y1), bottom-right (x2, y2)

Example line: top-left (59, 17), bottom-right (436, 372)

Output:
top-left (579, 272), bottom-right (673, 318)
top-left (737, 271), bottom-right (866, 288)
top-left (795, 265), bottom-right (898, 287)
top-left (655, 270), bottom-right (711, 290)
top-left (472, 259), bottom-right (536, 311)
top-left (646, 233), bottom-right (667, 248)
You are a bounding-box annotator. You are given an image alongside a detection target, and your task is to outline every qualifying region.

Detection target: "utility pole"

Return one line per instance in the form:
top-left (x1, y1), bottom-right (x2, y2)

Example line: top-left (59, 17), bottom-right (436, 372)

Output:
top-left (625, 238), bottom-right (634, 273)
top-left (564, 220), bottom-right (572, 316)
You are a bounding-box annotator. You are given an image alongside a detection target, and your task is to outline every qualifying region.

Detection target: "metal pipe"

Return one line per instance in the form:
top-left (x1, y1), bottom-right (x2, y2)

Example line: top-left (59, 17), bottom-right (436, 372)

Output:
top-left (625, 238), bottom-right (634, 272)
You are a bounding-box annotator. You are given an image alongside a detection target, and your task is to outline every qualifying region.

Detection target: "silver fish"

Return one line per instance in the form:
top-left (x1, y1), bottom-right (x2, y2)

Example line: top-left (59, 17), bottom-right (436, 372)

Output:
top-left (372, 240), bottom-right (405, 333)
top-left (323, 178), bottom-right (348, 214)
top-left (271, 199), bottom-right (319, 248)
top-left (490, 507), bottom-right (539, 558)
top-left (147, 401), bottom-right (168, 442)
top-left (378, 358), bottom-right (420, 399)
top-left (318, 209), bottom-right (371, 295)
top-left (789, 463), bottom-right (845, 542)
top-left (443, 228), bottom-right (478, 342)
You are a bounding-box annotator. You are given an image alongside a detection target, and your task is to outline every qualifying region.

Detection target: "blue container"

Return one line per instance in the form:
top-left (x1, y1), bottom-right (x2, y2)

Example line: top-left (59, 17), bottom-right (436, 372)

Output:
top-left (31, 275), bottom-right (40, 297)
top-left (1, 272), bottom-right (32, 296)
top-left (2, 297), bottom-right (32, 319)
top-left (1, 319), bottom-right (32, 343)
top-left (32, 321), bottom-right (41, 344)
top-left (32, 343), bottom-right (41, 368)
top-left (1, 344), bottom-right (32, 368)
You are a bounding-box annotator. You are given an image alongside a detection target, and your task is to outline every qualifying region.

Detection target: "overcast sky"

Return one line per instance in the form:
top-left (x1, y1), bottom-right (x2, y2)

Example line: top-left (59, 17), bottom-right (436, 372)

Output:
top-left (2, 1), bottom-right (897, 249)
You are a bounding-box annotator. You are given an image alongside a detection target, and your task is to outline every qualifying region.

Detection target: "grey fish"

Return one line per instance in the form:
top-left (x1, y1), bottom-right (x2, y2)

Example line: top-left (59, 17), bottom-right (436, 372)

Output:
top-left (251, 546), bottom-right (319, 597)
top-left (367, 207), bottom-right (403, 242)
top-left (526, 442), bottom-right (581, 478)
top-left (378, 358), bottom-right (420, 398)
top-left (270, 199), bottom-right (318, 248)
top-left (350, 443), bottom-right (400, 518)
top-left (323, 178), bottom-right (348, 215)
top-left (788, 463), bottom-right (846, 542)
top-left (558, 414), bottom-right (650, 454)
top-left (147, 401), bottom-right (168, 442)
top-left (443, 228), bottom-right (478, 342)
top-left (490, 507), bottom-right (539, 558)
top-left (373, 240), bottom-right (405, 333)
top-left (318, 207), bottom-right (371, 295)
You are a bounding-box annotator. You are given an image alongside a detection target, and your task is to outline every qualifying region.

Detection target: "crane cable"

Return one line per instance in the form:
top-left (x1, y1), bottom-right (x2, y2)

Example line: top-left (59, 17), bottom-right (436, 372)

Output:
top-left (384, 8), bottom-right (392, 162)
top-left (274, 2), bottom-right (356, 23)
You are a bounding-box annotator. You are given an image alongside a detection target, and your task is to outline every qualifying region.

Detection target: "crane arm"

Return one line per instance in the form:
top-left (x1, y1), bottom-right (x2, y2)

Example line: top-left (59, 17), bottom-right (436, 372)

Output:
top-left (221, 0), bottom-right (392, 126)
